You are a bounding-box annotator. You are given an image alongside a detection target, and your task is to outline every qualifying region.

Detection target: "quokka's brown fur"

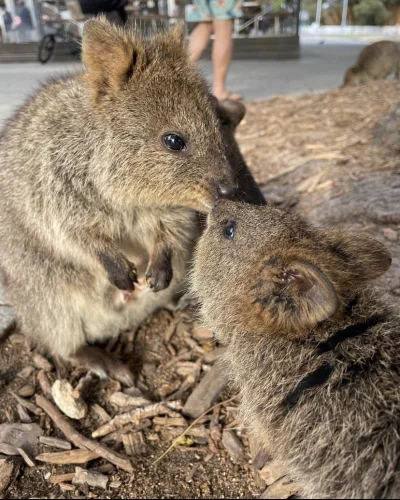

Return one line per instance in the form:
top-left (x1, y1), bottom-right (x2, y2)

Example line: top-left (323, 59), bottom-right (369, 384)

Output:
top-left (0, 18), bottom-right (263, 383)
top-left (343, 40), bottom-right (400, 87)
top-left (192, 200), bottom-right (399, 499)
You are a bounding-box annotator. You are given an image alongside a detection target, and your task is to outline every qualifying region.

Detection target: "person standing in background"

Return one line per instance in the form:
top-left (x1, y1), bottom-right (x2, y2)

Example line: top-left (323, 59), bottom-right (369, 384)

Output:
top-left (15, 1), bottom-right (34, 41)
top-left (188, 0), bottom-right (243, 101)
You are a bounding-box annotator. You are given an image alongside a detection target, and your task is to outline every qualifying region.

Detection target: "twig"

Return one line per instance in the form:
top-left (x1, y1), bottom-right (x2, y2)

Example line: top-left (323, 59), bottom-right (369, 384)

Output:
top-left (92, 401), bottom-right (182, 439)
top-left (151, 394), bottom-right (238, 467)
top-left (35, 395), bottom-right (133, 472)
top-left (8, 390), bottom-right (42, 416)
top-left (0, 303), bottom-right (11, 307)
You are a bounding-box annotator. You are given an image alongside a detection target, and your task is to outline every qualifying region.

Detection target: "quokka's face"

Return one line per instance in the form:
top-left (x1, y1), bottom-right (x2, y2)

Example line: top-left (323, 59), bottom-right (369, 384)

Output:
top-left (193, 201), bottom-right (391, 340)
top-left (82, 19), bottom-right (235, 213)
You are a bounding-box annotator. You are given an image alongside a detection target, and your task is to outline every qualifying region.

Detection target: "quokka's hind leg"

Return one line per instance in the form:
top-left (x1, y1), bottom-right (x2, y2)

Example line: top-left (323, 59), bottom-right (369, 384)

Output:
top-left (71, 344), bottom-right (134, 386)
top-left (7, 264), bottom-right (133, 384)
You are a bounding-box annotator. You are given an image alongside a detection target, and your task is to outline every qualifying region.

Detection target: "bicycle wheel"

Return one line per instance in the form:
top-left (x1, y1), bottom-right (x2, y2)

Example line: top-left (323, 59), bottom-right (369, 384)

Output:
top-left (38, 34), bottom-right (56, 64)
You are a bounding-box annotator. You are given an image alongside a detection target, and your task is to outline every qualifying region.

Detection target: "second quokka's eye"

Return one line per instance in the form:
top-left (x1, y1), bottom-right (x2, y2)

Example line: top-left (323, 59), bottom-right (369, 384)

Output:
top-left (223, 220), bottom-right (236, 240)
top-left (162, 133), bottom-right (186, 152)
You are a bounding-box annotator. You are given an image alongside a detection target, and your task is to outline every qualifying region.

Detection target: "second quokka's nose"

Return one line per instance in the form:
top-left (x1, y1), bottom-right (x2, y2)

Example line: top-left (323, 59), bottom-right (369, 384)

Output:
top-left (216, 182), bottom-right (235, 200)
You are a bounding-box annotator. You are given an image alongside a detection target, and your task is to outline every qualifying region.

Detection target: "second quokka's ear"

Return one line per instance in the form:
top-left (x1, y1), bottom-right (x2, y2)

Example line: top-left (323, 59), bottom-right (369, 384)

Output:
top-left (218, 100), bottom-right (246, 129)
top-left (257, 259), bottom-right (338, 334)
top-left (82, 17), bottom-right (146, 103)
top-left (326, 230), bottom-right (392, 281)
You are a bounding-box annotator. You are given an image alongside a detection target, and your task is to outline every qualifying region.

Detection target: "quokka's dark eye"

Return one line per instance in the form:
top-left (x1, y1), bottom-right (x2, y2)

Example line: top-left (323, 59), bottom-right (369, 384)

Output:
top-left (162, 133), bottom-right (186, 152)
top-left (223, 220), bottom-right (236, 240)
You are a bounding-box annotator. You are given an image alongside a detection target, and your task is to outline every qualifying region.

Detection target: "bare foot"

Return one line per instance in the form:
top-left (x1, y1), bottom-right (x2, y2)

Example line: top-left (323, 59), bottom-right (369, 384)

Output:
top-left (213, 89), bottom-right (243, 102)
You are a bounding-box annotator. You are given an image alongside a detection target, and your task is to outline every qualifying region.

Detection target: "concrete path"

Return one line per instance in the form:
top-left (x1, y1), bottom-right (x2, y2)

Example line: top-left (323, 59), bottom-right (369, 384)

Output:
top-left (0, 39), bottom-right (367, 330)
top-left (0, 39), bottom-right (366, 126)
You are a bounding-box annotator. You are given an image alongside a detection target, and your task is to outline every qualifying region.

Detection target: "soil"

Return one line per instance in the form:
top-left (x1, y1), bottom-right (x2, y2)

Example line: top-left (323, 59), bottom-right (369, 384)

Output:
top-left (1, 80), bottom-right (400, 499)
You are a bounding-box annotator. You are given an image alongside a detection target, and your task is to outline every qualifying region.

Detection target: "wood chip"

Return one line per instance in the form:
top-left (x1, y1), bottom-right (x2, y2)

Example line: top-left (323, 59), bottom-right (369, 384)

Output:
top-left (39, 436), bottom-right (72, 450)
top-left (202, 346), bottom-right (227, 365)
top-left (17, 366), bottom-right (35, 379)
top-left (183, 361), bottom-right (228, 418)
top-left (158, 380), bottom-right (181, 399)
top-left (152, 417), bottom-right (188, 427)
top-left (92, 401), bottom-right (182, 439)
top-left (36, 371), bottom-right (52, 398)
top-left (32, 353), bottom-right (53, 372)
top-left (35, 395), bottom-right (133, 472)
top-left (163, 320), bottom-right (177, 343)
top-left (18, 384), bottom-right (35, 398)
top-left (122, 432), bottom-right (146, 456)
top-left (72, 467), bottom-right (109, 490)
top-left (191, 325), bottom-right (214, 343)
top-left (9, 334), bottom-right (26, 345)
top-left (8, 390), bottom-right (42, 416)
top-left (17, 447), bottom-right (36, 467)
top-left (52, 380), bottom-right (88, 420)
top-left (259, 477), bottom-right (302, 499)
top-left (16, 404), bottom-right (32, 423)
top-left (109, 392), bottom-right (152, 408)
top-left (49, 472), bottom-right (76, 484)
top-left (109, 480), bottom-right (122, 489)
top-left (36, 449), bottom-right (100, 465)
top-left (59, 482), bottom-right (76, 492)
top-left (0, 423), bottom-right (43, 455)
top-left (222, 430), bottom-right (245, 461)
top-left (0, 459), bottom-right (13, 493)
top-left (210, 405), bottom-right (222, 443)
top-left (91, 404), bottom-right (111, 424)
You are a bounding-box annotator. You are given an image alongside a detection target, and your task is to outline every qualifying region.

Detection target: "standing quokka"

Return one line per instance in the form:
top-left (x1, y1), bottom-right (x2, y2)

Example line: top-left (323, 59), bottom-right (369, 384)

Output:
top-left (342, 40), bottom-right (400, 87)
top-left (192, 200), bottom-right (400, 499)
top-left (0, 18), bottom-right (243, 384)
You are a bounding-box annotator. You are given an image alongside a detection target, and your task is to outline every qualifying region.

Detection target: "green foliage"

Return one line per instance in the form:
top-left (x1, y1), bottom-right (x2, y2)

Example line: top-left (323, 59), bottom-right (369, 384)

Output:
top-left (354, 0), bottom-right (390, 24)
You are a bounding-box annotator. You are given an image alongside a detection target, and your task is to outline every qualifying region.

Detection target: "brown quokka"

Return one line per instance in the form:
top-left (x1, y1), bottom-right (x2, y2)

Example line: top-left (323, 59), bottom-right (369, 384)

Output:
top-left (192, 200), bottom-right (400, 499)
top-left (343, 40), bottom-right (400, 87)
top-left (0, 18), bottom-right (260, 384)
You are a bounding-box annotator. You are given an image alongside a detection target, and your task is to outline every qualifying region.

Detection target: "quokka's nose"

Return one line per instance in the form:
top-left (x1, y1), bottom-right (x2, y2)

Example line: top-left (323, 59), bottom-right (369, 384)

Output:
top-left (216, 182), bottom-right (235, 200)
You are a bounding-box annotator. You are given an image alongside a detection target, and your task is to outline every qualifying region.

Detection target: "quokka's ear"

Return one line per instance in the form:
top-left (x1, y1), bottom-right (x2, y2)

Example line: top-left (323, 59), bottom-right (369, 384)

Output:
top-left (325, 230), bottom-right (392, 281)
top-left (216, 100), bottom-right (246, 129)
top-left (256, 259), bottom-right (338, 334)
top-left (82, 17), bottom-right (146, 103)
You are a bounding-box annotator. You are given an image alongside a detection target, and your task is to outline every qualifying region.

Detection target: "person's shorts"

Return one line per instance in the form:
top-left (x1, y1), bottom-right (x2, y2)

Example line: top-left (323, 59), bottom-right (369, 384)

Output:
top-left (188, 0), bottom-right (243, 21)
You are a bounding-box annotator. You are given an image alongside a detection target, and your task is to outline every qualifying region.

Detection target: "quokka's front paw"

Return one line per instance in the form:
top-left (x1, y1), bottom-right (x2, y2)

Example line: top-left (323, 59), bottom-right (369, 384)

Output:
top-left (146, 260), bottom-right (173, 292)
top-left (99, 251), bottom-right (138, 291)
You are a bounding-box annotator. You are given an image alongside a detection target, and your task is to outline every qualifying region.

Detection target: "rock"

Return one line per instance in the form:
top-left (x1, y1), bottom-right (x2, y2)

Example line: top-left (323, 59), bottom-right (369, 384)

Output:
top-left (259, 461), bottom-right (287, 486)
top-left (32, 353), bottom-right (53, 372)
top-left (51, 380), bottom-right (88, 420)
top-left (0, 459), bottom-right (13, 493)
top-left (39, 436), bottom-right (72, 450)
top-left (222, 430), bottom-right (245, 461)
top-left (72, 467), bottom-right (108, 490)
top-left (183, 360), bottom-right (228, 418)
top-left (383, 227), bottom-right (398, 241)
top-left (18, 384), bottom-right (35, 398)
top-left (259, 477), bottom-right (302, 499)
top-left (0, 423), bottom-right (43, 455)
